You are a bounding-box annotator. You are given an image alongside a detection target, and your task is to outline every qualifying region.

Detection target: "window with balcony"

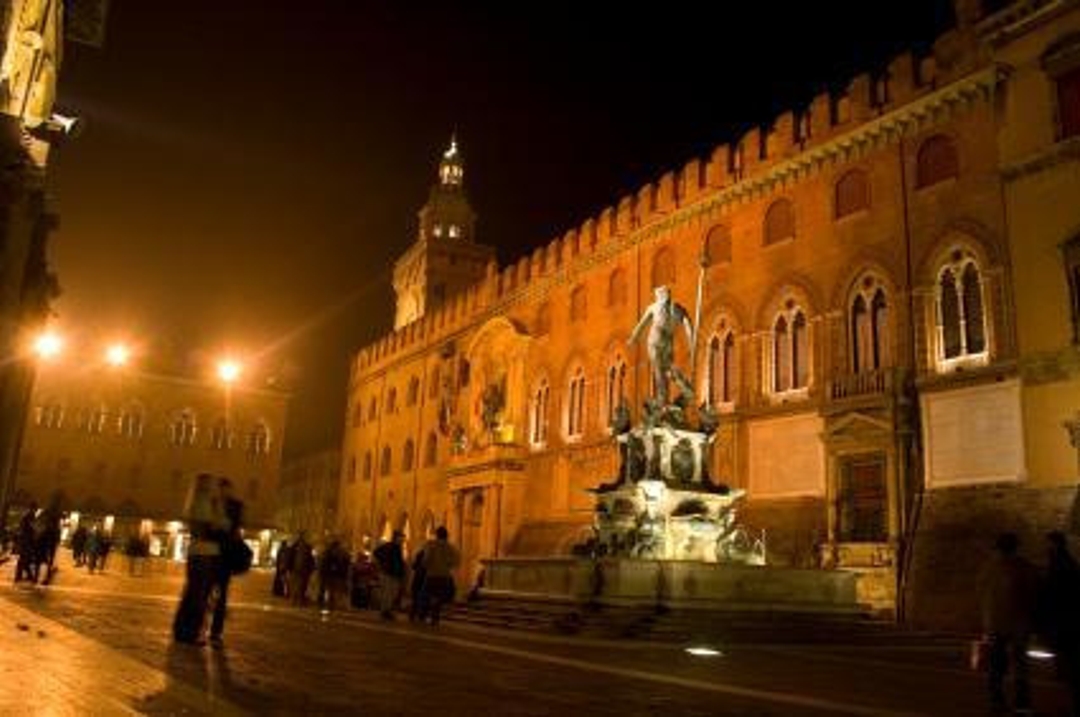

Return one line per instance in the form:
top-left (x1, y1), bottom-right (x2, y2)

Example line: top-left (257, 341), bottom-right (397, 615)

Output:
top-left (530, 379), bottom-right (550, 447)
top-left (605, 358), bottom-right (628, 425)
top-left (935, 249), bottom-right (988, 370)
top-left (170, 411), bottom-right (197, 447)
top-left (707, 329), bottom-right (736, 406)
top-left (770, 305), bottom-right (809, 394)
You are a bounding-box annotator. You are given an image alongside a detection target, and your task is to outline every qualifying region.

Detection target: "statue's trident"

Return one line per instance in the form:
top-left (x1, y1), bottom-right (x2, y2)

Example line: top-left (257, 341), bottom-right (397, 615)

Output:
top-left (689, 244), bottom-right (709, 392)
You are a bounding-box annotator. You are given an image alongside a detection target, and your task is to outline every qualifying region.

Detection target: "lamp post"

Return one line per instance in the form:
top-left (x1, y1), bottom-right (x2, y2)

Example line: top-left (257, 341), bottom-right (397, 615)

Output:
top-left (217, 357), bottom-right (242, 447)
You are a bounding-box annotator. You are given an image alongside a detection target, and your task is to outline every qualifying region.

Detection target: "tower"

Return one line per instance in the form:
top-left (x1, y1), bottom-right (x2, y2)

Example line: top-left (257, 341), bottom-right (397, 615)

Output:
top-left (393, 136), bottom-right (495, 330)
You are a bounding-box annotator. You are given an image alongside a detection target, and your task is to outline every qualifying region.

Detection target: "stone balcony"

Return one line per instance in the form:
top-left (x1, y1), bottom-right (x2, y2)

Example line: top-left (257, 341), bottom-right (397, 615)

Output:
top-left (825, 368), bottom-right (903, 411)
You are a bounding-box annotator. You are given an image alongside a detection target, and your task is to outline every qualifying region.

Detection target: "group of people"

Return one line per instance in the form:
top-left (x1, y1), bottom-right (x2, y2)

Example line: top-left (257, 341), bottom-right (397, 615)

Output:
top-left (69, 523), bottom-right (114, 573)
top-left (172, 473), bottom-right (247, 649)
top-left (978, 530), bottom-right (1080, 714)
top-left (11, 494), bottom-right (62, 585)
top-left (270, 526), bottom-right (460, 625)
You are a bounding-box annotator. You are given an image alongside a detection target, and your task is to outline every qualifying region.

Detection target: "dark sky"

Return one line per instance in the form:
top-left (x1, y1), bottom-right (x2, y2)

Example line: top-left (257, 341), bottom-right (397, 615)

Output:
top-left (50, 1), bottom-right (955, 459)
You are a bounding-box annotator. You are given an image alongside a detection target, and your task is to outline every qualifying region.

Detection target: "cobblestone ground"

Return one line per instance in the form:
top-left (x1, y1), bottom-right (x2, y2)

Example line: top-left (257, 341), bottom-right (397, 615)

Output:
top-left (0, 551), bottom-right (1071, 716)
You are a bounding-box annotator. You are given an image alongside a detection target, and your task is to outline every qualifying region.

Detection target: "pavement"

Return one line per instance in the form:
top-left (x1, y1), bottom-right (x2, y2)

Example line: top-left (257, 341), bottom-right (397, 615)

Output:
top-left (0, 552), bottom-right (1072, 716)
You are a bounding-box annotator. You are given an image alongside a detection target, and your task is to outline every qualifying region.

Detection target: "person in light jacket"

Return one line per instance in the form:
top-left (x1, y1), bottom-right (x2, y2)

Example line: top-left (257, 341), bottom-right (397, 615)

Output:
top-left (172, 473), bottom-right (228, 646)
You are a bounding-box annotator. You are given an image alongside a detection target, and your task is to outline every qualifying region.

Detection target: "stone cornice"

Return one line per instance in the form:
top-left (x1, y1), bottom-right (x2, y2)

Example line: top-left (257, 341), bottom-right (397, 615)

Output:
top-left (1001, 135), bottom-right (1080, 182)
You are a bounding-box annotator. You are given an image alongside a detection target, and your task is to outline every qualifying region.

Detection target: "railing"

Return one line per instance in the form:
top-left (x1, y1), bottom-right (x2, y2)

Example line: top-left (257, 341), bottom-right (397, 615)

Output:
top-left (828, 368), bottom-right (893, 401)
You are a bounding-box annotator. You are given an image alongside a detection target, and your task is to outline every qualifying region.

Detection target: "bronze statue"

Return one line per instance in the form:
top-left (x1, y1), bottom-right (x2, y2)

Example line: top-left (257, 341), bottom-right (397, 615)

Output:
top-left (628, 285), bottom-right (695, 406)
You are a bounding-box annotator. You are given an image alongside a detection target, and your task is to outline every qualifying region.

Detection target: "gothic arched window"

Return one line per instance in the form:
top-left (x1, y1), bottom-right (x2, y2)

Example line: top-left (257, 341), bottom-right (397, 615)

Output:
top-left (247, 423), bottom-right (270, 456)
top-left (566, 368), bottom-right (586, 439)
top-left (424, 432), bottom-right (438, 467)
top-left (935, 249), bottom-right (989, 369)
top-left (170, 411), bottom-right (197, 446)
top-left (850, 276), bottom-right (890, 373)
top-left (605, 357), bottom-right (628, 424)
top-left (210, 419), bottom-right (231, 450)
top-left (707, 329), bottom-right (737, 406)
top-left (362, 451), bottom-right (373, 480)
top-left (118, 405), bottom-right (144, 439)
top-left (771, 304), bottom-right (810, 393)
top-left (402, 439), bottom-right (415, 472)
top-left (531, 379), bottom-right (550, 446)
top-left (406, 377), bottom-right (420, 407)
top-left (380, 445), bottom-right (392, 476)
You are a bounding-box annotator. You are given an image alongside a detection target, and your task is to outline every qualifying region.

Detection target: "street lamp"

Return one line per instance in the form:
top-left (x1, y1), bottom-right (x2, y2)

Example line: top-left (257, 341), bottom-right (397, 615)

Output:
top-left (217, 358), bottom-right (242, 385)
top-left (105, 343), bottom-right (130, 368)
top-left (32, 331), bottom-right (63, 361)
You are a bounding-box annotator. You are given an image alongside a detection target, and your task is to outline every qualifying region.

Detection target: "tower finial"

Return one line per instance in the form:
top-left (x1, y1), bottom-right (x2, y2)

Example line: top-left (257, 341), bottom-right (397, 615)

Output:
top-left (439, 132), bottom-right (463, 186)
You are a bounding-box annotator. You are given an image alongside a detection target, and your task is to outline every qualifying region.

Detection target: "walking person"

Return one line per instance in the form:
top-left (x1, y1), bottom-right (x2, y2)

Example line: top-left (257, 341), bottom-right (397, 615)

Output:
top-left (209, 477), bottom-right (246, 649)
top-left (33, 492), bottom-right (63, 585)
top-left (420, 527), bottom-right (459, 626)
top-left (373, 531), bottom-right (406, 620)
top-left (1040, 531), bottom-right (1080, 714)
top-left (172, 473), bottom-right (228, 646)
top-left (409, 544), bottom-right (427, 623)
top-left (13, 503), bottom-right (37, 583)
top-left (70, 524), bottom-right (88, 567)
top-left (273, 537), bottom-right (293, 598)
top-left (317, 538), bottom-right (350, 612)
top-left (289, 532), bottom-right (315, 606)
top-left (977, 532), bottom-right (1039, 715)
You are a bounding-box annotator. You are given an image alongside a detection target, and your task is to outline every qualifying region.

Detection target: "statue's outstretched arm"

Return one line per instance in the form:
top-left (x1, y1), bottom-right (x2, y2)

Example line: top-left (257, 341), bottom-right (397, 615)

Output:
top-left (628, 309), bottom-right (651, 346)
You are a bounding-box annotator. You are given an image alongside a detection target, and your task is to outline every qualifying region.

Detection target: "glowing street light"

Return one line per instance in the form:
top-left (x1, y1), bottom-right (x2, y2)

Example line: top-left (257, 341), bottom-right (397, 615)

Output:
top-left (105, 343), bottom-right (130, 367)
top-left (217, 359), bottom-right (242, 385)
top-left (33, 331), bottom-right (63, 361)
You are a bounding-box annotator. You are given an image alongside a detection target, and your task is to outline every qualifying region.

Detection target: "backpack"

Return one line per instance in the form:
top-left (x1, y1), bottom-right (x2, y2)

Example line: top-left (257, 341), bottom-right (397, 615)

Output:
top-left (226, 536), bottom-right (254, 575)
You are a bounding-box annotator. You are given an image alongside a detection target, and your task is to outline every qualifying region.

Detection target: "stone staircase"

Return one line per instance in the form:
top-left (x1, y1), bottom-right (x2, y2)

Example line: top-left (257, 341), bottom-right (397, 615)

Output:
top-left (443, 593), bottom-right (957, 646)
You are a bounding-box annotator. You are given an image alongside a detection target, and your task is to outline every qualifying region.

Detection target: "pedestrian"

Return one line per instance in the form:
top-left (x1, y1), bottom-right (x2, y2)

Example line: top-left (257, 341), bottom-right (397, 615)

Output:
top-left (373, 531), bottom-right (406, 620)
top-left (1040, 531), bottom-right (1080, 714)
top-left (172, 473), bottom-right (228, 646)
top-left (977, 531), bottom-right (1039, 714)
top-left (13, 503), bottom-right (37, 583)
top-left (289, 532), bottom-right (315, 606)
top-left (209, 477), bottom-right (245, 649)
top-left (273, 537), bottom-right (293, 598)
top-left (317, 537), bottom-right (351, 612)
top-left (70, 524), bottom-right (88, 567)
top-left (33, 493), bottom-right (62, 585)
top-left (409, 545), bottom-right (427, 623)
top-left (85, 526), bottom-right (101, 573)
top-left (350, 549), bottom-right (377, 609)
top-left (420, 527), bottom-right (460, 626)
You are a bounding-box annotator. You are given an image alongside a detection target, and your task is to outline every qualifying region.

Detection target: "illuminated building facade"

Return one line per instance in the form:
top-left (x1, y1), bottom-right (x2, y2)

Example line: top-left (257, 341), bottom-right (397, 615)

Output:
top-left (341, 0), bottom-right (1080, 626)
top-left (14, 361), bottom-right (288, 549)
top-left (275, 449), bottom-right (341, 540)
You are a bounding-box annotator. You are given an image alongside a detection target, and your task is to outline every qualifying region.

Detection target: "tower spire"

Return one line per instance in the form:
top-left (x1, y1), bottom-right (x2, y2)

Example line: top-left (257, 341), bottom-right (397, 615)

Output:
top-left (439, 133), bottom-right (463, 187)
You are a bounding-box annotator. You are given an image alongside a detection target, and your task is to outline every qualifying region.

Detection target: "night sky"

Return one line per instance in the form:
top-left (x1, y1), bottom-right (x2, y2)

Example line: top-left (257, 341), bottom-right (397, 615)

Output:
top-left (49, 1), bottom-right (955, 459)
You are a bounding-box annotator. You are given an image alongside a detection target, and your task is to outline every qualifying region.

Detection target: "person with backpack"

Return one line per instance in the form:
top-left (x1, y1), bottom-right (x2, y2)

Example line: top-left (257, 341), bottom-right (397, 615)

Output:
top-left (209, 477), bottom-right (247, 649)
top-left (373, 531), bottom-right (406, 620)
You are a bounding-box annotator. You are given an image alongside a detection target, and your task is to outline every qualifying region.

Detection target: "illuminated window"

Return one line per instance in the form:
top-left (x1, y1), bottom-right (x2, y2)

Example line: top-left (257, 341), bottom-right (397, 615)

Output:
top-left (85, 406), bottom-right (107, 434)
top-left (170, 411), bottom-right (197, 447)
top-left (247, 423), bottom-right (270, 456)
top-left (566, 368), bottom-right (586, 439)
top-left (770, 305), bottom-right (809, 393)
top-left (605, 358), bottom-right (627, 425)
top-left (835, 169), bottom-right (870, 219)
top-left (935, 249), bottom-right (988, 370)
top-left (763, 199), bottom-right (795, 246)
top-left (118, 406), bottom-right (144, 438)
top-left (530, 379), bottom-right (550, 446)
top-left (850, 276), bottom-right (890, 373)
top-left (448, 224), bottom-right (460, 238)
top-left (35, 403), bottom-right (64, 429)
top-left (433, 224), bottom-right (443, 238)
top-left (916, 135), bottom-right (958, 188)
top-left (707, 328), bottom-right (737, 406)
top-left (210, 419), bottom-right (231, 450)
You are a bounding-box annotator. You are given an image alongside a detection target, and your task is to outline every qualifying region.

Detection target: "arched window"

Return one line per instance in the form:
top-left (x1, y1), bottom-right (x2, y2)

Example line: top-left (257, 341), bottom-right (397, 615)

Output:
top-left (247, 423), bottom-right (270, 456)
top-left (351, 402), bottom-right (363, 428)
top-left (835, 169), bottom-right (870, 219)
top-left (916, 134), bottom-right (959, 188)
top-left (118, 406), bottom-right (144, 439)
top-left (850, 276), bottom-right (891, 373)
top-left (210, 419), bottom-right (231, 450)
top-left (406, 377), bottom-right (420, 406)
top-left (651, 247), bottom-right (676, 288)
top-left (707, 329), bottom-right (737, 406)
top-left (605, 357), bottom-right (628, 424)
top-left (771, 304), bottom-right (810, 393)
top-left (380, 445), bottom-right (392, 476)
top-left (567, 368), bottom-right (586, 439)
top-left (763, 199), bottom-right (795, 246)
top-left (570, 286), bottom-right (587, 322)
top-left (362, 452), bottom-right (373, 480)
top-left (936, 249), bottom-right (989, 368)
top-left (402, 439), bottom-right (415, 472)
top-left (424, 432), bottom-right (438, 467)
top-left (170, 411), bottom-right (197, 446)
top-left (428, 365), bottom-right (441, 399)
top-left (704, 225), bottom-right (732, 265)
top-left (35, 402), bottom-right (64, 429)
top-left (608, 269), bottom-right (628, 307)
top-left (368, 397), bottom-right (378, 421)
top-left (85, 405), bottom-right (107, 434)
top-left (535, 302), bottom-right (551, 336)
top-left (531, 379), bottom-right (550, 446)
top-left (386, 387), bottom-right (397, 414)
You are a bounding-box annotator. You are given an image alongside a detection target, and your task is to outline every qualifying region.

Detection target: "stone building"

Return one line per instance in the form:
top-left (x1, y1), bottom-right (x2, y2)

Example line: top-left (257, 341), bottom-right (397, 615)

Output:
top-left (340, 0), bottom-right (1080, 627)
top-left (14, 360), bottom-right (288, 543)
top-left (275, 449), bottom-right (341, 540)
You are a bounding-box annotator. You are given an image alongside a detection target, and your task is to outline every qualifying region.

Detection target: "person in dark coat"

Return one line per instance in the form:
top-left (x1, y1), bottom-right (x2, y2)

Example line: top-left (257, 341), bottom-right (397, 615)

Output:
top-left (289, 532), bottom-right (315, 606)
top-left (373, 531), bottom-right (406, 620)
top-left (408, 546), bottom-right (427, 623)
top-left (209, 477), bottom-right (244, 649)
top-left (70, 524), bottom-right (88, 567)
top-left (978, 532), bottom-right (1039, 714)
top-left (317, 538), bottom-right (351, 612)
top-left (172, 473), bottom-right (228, 646)
top-left (1041, 531), bottom-right (1080, 714)
top-left (33, 493), bottom-right (62, 584)
top-left (273, 538), bottom-right (293, 597)
top-left (13, 503), bottom-right (37, 583)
